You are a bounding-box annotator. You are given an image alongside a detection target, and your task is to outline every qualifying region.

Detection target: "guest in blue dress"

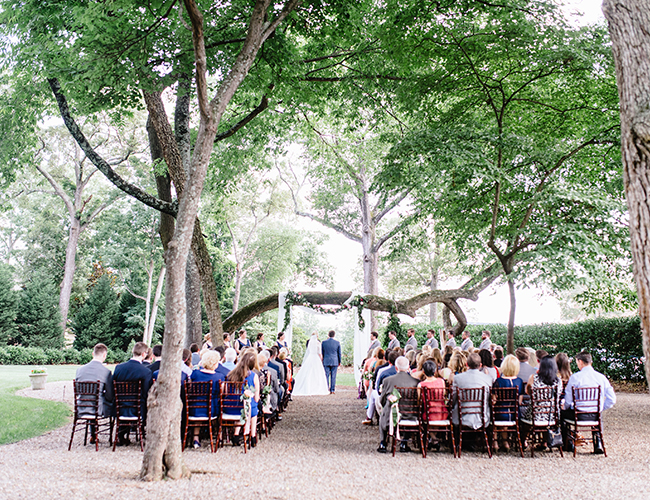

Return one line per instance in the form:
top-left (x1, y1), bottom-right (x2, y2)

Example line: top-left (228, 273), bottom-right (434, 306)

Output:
top-left (225, 351), bottom-right (260, 447)
top-left (189, 350), bottom-right (225, 448)
top-left (493, 354), bottom-right (525, 452)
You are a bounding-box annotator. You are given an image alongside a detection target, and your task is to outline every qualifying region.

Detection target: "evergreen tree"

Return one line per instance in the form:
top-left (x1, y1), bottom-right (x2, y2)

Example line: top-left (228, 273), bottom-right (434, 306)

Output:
top-left (15, 270), bottom-right (63, 348)
top-left (72, 274), bottom-right (121, 350)
top-left (0, 264), bottom-right (18, 345)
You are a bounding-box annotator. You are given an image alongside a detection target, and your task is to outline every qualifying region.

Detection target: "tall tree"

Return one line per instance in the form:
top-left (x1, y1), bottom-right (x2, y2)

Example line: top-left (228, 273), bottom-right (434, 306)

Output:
top-left (603, 0), bottom-right (650, 387)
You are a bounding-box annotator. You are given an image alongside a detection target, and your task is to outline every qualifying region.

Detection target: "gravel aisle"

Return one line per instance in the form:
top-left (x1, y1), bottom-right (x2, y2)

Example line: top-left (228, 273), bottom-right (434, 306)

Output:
top-left (1, 384), bottom-right (649, 499)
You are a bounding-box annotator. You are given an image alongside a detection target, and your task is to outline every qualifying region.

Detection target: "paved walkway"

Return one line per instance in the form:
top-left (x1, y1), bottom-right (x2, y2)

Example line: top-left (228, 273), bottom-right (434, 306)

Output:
top-left (1, 383), bottom-right (649, 499)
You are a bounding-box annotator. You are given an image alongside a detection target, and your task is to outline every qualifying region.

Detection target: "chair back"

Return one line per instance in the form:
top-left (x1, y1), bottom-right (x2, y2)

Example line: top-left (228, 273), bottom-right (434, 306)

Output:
top-left (530, 386), bottom-right (559, 425)
top-left (113, 380), bottom-right (143, 418)
top-left (421, 386), bottom-right (449, 422)
top-left (184, 380), bottom-right (216, 418)
top-left (73, 380), bottom-right (101, 417)
top-left (491, 386), bottom-right (519, 422)
top-left (395, 387), bottom-right (419, 421)
top-left (572, 386), bottom-right (601, 418)
top-left (457, 386), bottom-right (488, 427)
top-left (221, 381), bottom-right (246, 414)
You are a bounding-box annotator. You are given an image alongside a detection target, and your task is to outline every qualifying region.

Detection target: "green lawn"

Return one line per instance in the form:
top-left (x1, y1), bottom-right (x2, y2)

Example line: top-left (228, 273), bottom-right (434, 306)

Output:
top-left (336, 373), bottom-right (356, 388)
top-left (0, 365), bottom-right (79, 445)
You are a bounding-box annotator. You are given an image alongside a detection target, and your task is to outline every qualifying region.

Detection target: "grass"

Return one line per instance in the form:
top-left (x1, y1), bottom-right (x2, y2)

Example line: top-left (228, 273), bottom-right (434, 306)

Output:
top-left (336, 373), bottom-right (356, 388)
top-left (0, 365), bottom-right (79, 445)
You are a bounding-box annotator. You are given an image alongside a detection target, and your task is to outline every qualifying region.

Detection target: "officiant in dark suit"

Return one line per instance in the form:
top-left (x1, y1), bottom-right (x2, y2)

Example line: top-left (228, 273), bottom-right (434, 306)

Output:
top-left (322, 330), bottom-right (341, 394)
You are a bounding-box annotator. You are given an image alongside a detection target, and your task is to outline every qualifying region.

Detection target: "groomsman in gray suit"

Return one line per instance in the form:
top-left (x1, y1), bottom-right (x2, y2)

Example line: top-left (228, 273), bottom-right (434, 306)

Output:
top-left (405, 328), bottom-right (418, 351)
top-left (366, 331), bottom-right (381, 358)
top-left (321, 330), bottom-right (342, 394)
top-left (424, 329), bottom-right (439, 350)
top-left (387, 331), bottom-right (400, 351)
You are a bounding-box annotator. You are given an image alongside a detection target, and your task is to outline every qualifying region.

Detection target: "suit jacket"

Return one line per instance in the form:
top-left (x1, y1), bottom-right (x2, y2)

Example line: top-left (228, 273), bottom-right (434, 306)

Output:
top-left (264, 367), bottom-right (281, 411)
top-left (405, 336), bottom-right (418, 351)
top-left (366, 339), bottom-right (381, 358)
top-left (379, 371), bottom-right (419, 441)
top-left (321, 338), bottom-right (341, 367)
top-left (215, 363), bottom-right (231, 378)
top-left (75, 360), bottom-right (114, 417)
top-left (452, 369), bottom-right (492, 428)
top-left (113, 359), bottom-right (153, 419)
top-left (377, 365), bottom-right (397, 394)
top-left (424, 337), bottom-right (439, 350)
top-left (460, 338), bottom-right (473, 351)
top-left (148, 360), bottom-right (161, 373)
top-left (517, 361), bottom-right (536, 385)
top-left (479, 338), bottom-right (492, 350)
top-left (268, 359), bottom-right (285, 386)
top-left (387, 338), bottom-right (400, 351)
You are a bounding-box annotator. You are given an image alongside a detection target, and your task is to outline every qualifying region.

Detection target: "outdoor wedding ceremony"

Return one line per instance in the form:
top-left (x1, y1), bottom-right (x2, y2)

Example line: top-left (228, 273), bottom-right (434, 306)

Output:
top-left (1, 0), bottom-right (650, 498)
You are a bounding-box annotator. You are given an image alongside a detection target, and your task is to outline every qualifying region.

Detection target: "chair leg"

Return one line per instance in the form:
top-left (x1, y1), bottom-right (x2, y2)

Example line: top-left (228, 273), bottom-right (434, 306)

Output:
top-left (457, 429), bottom-right (463, 458)
top-left (68, 419), bottom-right (77, 451)
top-left (483, 427), bottom-right (492, 458)
top-left (515, 425), bottom-right (524, 458)
top-left (94, 420), bottom-right (99, 452)
top-left (450, 426), bottom-right (457, 458)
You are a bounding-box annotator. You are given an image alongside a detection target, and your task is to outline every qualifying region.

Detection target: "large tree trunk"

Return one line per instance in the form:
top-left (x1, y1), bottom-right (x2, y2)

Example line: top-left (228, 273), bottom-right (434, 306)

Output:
top-left (59, 217), bottom-right (81, 329)
top-left (360, 190), bottom-right (379, 330)
top-left (604, 0), bottom-right (650, 388)
top-left (232, 262), bottom-right (243, 313)
top-left (185, 252), bottom-right (203, 348)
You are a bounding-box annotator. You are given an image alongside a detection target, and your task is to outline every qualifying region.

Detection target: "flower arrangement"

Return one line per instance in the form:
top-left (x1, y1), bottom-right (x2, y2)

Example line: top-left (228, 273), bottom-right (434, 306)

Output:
top-left (240, 384), bottom-right (255, 424)
top-left (31, 367), bottom-right (47, 374)
top-left (283, 291), bottom-right (367, 331)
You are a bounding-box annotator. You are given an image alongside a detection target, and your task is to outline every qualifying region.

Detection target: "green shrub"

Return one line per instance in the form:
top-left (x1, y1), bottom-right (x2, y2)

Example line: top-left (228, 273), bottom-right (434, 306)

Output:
top-left (14, 270), bottom-right (63, 349)
top-left (0, 345), bottom-right (129, 366)
top-left (63, 348), bottom-right (80, 364)
top-left (44, 348), bottom-right (66, 365)
top-left (78, 348), bottom-right (93, 365)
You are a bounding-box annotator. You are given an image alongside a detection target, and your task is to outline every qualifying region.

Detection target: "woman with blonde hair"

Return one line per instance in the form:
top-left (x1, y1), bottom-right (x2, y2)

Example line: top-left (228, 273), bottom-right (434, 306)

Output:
top-left (189, 350), bottom-right (225, 448)
top-left (448, 352), bottom-right (467, 375)
top-left (493, 354), bottom-right (525, 451)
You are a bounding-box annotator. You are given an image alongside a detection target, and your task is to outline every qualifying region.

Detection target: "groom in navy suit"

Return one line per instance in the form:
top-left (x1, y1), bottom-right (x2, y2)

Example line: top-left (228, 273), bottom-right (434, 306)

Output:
top-left (322, 330), bottom-right (342, 394)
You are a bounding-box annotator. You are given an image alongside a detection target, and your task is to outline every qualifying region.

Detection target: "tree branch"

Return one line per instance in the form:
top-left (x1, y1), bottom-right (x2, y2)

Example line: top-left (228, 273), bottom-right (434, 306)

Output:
top-left (47, 78), bottom-right (178, 217)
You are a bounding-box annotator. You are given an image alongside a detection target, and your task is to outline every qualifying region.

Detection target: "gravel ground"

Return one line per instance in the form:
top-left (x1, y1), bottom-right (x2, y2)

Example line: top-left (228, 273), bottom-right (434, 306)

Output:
top-left (1, 382), bottom-right (649, 499)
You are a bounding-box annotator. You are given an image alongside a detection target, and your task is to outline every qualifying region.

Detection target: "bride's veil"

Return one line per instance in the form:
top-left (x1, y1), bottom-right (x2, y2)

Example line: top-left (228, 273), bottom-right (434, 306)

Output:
top-left (306, 335), bottom-right (319, 355)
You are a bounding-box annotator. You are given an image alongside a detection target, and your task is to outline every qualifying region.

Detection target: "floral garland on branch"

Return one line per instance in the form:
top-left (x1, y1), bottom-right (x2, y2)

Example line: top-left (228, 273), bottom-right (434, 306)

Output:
top-left (282, 291), bottom-right (366, 331)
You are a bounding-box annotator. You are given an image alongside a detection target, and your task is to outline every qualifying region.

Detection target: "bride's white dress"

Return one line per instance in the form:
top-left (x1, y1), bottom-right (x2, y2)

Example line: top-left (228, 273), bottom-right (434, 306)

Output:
top-left (292, 336), bottom-right (330, 396)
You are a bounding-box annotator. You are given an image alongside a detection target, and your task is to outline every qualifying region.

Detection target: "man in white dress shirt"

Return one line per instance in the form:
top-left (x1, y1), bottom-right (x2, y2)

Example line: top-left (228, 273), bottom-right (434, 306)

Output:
top-left (460, 331), bottom-right (473, 351)
top-left (562, 351), bottom-right (616, 454)
top-left (478, 330), bottom-right (492, 351)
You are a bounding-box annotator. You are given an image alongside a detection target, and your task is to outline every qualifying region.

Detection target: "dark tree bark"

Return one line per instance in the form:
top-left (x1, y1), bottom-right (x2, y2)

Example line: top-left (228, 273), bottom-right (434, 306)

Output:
top-left (603, 0), bottom-right (650, 388)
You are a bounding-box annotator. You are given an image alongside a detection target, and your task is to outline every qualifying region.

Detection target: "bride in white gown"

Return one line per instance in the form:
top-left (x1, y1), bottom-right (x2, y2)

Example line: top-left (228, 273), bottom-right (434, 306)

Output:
top-left (292, 333), bottom-right (330, 396)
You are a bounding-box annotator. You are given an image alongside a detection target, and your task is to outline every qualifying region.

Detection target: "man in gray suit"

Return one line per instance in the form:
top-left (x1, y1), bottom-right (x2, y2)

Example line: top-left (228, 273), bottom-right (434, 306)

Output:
top-left (452, 353), bottom-right (492, 429)
top-left (377, 356), bottom-right (418, 453)
top-left (515, 347), bottom-right (536, 383)
top-left (405, 328), bottom-right (418, 352)
top-left (75, 343), bottom-right (114, 417)
top-left (366, 331), bottom-right (381, 358)
top-left (387, 331), bottom-right (400, 351)
top-left (424, 329), bottom-right (439, 350)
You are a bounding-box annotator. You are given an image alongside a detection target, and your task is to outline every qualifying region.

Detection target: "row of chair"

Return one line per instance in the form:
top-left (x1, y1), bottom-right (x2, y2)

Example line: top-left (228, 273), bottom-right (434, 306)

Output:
top-left (388, 385), bottom-right (606, 458)
top-left (69, 376), bottom-right (284, 452)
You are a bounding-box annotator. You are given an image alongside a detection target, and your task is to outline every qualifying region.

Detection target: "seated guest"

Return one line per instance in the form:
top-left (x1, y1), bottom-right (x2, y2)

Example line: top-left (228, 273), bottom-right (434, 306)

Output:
top-left (521, 356), bottom-right (562, 448)
top-left (536, 349), bottom-right (549, 367)
top-left (562, 351), bottom-right (616, 454)
top-left (451, 353), bottom-right (492, 430)
top-left (189, 350), bottom-right (225, 449)
top-left (405, 349), bottom-right (417, 370)
top-left (479, 349), bottom-right (498, 383)
top-left (515, 347), bottom-right (536, 384)
top-left (493, 354), bottom-right (525, 451)
top-left (377, 356), bottom-right (419, 453)
top-left (363, 350), bottom-right (398, 425)
top-left (418, 360), bottom-right (447, 421)
top-left (224, 351), bottom-right (260, 447)
top-left (181, 348), bottom-right (193, 378)
top-left (222, 347), bottom-right (237, 371)
top-left (556, 352), bottom-right (572, 385)
top-left (259, 351), bottom-right (281, 414)
top-left (278, 348), bottom-right (292, 387)
top-left (526, 347), bottom-right (539, 369)
top-left (75, 343), bottom-right (114, 418)
top-left (268, 347), bottom-right (286, 386)
top-left (448, 352), bottom-right (467, 377)
top-left (213, 346), bottom-right (230, 378)
top-left (142, 347), bottom-right (154, 366)
top-left (493, 346), bottom-right (504, 368)
top-left (113, 342), bottom-right (153, 445)
top-left (190, 343), bottom-right (201, 367)
top-left (148, 344), bottom-right (163, 373)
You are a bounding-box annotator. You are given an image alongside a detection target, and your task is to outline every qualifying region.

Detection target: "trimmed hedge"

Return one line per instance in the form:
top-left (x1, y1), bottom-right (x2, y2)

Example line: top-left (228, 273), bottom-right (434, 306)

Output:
top-left (381, 316), bottom-right (645, 383)
top-left (0, 345), bottom-right (130, 366)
